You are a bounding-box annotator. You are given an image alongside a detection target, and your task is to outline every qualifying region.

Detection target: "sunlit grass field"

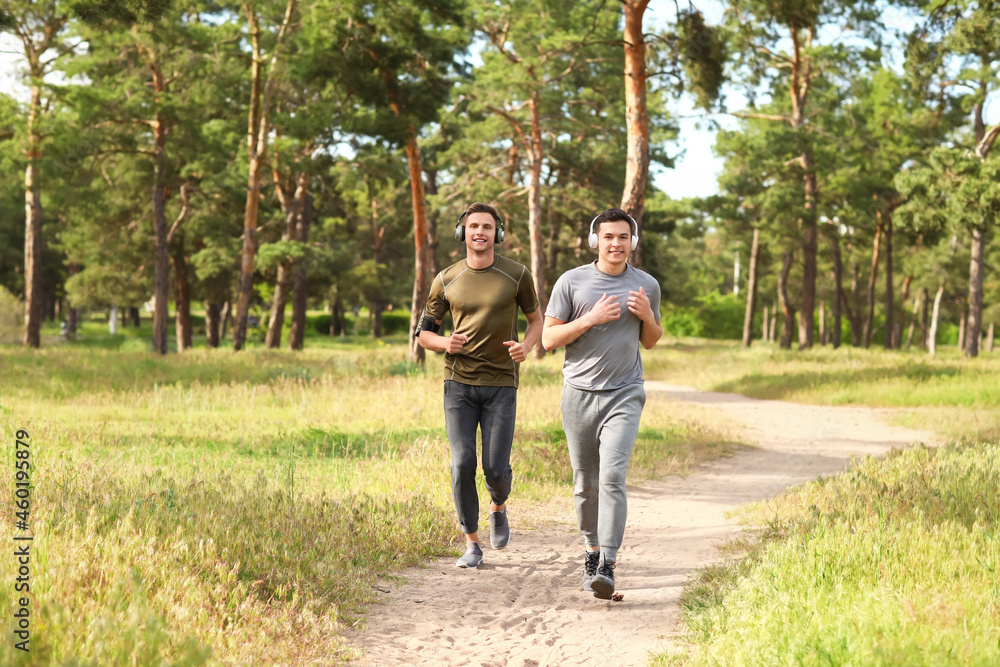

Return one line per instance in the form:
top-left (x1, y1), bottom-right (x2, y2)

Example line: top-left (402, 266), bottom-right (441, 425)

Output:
top-left (673, 443), bottom-right (1000, 666)
top-left (0, 325), bottom-right (735, 665)
top-left (4, 319), bottom-right (999, 665)
top-left (645, 338), bottom-right (1000, 666)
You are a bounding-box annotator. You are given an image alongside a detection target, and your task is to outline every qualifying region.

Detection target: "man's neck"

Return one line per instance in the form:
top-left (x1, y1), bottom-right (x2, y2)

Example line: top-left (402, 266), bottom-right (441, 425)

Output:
top-left (467, 250), bottom-right (495, 270)
top-left (595, 258), bottom-right (627, 275)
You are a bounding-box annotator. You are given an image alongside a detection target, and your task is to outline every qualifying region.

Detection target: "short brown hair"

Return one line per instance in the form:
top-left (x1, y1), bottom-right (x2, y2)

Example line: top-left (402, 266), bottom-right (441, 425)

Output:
top-left (461, 202), bottom-right (503, 225)
top-left (593, 207), bottom-right (636, 235)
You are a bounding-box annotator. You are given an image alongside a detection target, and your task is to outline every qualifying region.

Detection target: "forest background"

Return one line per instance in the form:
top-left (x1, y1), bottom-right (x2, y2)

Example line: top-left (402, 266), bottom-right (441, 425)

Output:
top-left (2, 2), bottom-right (1000, 664)
top-left (1, 0), bottom-right (999, 358)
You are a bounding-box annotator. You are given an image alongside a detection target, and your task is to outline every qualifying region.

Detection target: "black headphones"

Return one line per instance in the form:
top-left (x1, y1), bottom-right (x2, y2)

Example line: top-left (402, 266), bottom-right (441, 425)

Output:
top-left (455, 208), bottom-right (505, 243)
top-left (588, 211), bottom-right (638, 250)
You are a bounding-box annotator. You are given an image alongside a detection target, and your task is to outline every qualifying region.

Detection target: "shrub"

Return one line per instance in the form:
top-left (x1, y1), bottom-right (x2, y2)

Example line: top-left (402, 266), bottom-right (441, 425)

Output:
top-left (663, 305), bottom-right (704, 337)
top-left (663, 292), bottom-right (744, 339)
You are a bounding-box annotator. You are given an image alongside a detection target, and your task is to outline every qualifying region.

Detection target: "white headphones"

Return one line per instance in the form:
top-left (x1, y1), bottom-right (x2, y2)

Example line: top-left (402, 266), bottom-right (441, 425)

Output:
top-left (588, 211), bottom-right (638, 250)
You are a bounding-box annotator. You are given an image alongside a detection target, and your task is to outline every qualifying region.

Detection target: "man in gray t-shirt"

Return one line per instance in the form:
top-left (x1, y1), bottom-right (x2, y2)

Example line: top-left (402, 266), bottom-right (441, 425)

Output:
top-left (542, 207), bottom-right (662, 600)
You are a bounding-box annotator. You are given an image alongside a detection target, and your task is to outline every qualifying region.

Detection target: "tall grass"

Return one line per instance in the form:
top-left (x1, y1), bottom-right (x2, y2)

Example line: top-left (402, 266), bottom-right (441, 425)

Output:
top-left (677, 443), bottom-right (1000, 666)
top-left (0, 340), bottom-right (733, 664)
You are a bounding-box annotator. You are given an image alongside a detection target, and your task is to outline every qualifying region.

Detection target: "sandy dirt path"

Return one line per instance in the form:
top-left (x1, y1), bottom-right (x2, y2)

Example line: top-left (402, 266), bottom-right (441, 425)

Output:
top-left (345, 382), bottom-right (938, 666)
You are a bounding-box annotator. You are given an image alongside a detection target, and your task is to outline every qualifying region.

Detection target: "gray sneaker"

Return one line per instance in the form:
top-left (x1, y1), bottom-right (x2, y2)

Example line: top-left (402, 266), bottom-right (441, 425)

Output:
top-left (455, 541), bottom-right (483, 569)
top-left (591, 557), bottom-right (616, 599)
top-left (489, 508), bottom-right (510, 549)
top-left (581, 551), bottom-right (601, 591)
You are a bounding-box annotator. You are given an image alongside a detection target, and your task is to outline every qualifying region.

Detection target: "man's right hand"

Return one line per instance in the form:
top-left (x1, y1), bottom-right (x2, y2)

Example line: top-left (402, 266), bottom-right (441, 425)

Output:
top-left (447, 333), bottom-right (469, 354)
top-left (587, 293), bottom-right (621, 326)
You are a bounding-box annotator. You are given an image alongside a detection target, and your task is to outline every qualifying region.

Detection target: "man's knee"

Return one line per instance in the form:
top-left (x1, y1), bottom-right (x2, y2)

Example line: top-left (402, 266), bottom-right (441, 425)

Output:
top-left (483, 465), bottom-right (511, 488)
top-left (451, 457), bottom-right (478, 480)
top-left (600, 469), bottom-right (628, 490)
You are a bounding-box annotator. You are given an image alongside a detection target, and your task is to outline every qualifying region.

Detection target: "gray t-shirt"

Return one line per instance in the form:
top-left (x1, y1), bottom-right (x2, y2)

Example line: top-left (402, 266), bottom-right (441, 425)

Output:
top-left (545, 261), bottom-right (661, 391)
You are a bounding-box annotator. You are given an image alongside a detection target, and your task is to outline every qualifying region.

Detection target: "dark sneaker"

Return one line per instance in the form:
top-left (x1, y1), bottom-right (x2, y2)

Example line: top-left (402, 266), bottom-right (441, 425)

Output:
top-left (455, 541), bottom-right (483, 569)
top-left (581, 551), bottom-right (601, 591)
top-left (591, 557), bottom-right (616, 599)
top-left (489, 507), bottom-right (510, 549)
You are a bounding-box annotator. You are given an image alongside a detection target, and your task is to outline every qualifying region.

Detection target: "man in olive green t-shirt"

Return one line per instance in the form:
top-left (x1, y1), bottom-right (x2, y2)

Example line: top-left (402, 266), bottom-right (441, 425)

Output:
top-left (417, 202), bottom-right (541, 569)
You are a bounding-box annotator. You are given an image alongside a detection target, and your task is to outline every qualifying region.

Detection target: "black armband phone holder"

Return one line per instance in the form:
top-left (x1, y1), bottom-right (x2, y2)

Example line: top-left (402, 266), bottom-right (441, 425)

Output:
top-left (416, 314), bottom-right (441, 337)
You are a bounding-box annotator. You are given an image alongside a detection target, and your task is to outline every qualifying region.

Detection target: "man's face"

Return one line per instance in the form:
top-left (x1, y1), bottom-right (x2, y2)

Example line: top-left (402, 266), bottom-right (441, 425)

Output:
top-left (464, 212), bottom-right (497, 254)
top-left (597, 220), bottom-right (632, 266)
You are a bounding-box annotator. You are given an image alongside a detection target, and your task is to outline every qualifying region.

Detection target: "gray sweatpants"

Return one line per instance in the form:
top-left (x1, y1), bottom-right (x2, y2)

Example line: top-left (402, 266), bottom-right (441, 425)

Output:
top-left (560, 382), bottom-right (645, 562)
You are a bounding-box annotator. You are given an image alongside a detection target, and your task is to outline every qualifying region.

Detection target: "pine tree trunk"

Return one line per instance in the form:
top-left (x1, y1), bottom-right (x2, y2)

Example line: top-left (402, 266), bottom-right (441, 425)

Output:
top-left (965, 227), bottom-right (986, 358)
top-left (895, 274), bottom-right (911, 349)
top-left (206, 301), bottom-right (221, 348)
top-left (266, 261), bottom-right (291, 348)
top-left (762, 303), bottom-right (770, 342)
top-left (22, 70), bottom-right (44, 348)
top-left (234, 0), bottom-right (296, 351)
top-left (402, 128), bottom-right (431, 364)
top-left (331, 288), bottom-right (347, 337)
top-left (425, 170), bottom-right (442, 278)
top-left (928, 285), bottom-right (944, 356)
top-left (220, 300), bottom-right (232, 343)
top-left (620, 0), bottom-right (651, 268)
top-left (233, 145), bottom-right (263, 350)
top-left (828, 229), bottom-right (844, 349)
top-left (778, 250), bottom-right (796, 350)
top-left (958, 302), bottom-right (967, 352)
top-left (798, 162), bottom-right (818, 350)
top-left (819, 300), bottom-right (827, 345)
top-left (985, 322), bottom-right (994, 353)
top-left (919, 287), bottom-right (930, 349)
top-left (267, 172), bottom-right (308, 349)
top-left (23, 170), bottom-right (42, 348)
top-left (742, 227), bottom-right (760, 348)
top-left (789, 26), bottom-right (818, 350)
top-left (863, 221), bottom-right (882, 348)
top-left (151, 132), bottom-right (170, 355)
top-left (65, 263), bottom-right (79, 335)
top-left (170, 238), bottom-right (192, 351)
top-left (905, 294), bottom-right (920, 349)
top-left (847, 262), bottom-right (862, 346)
top-left (526, 91), bottom-right (548, 358)
top-left (883, 210), bottom-right (894, 349)
top-left (233, 7), bottom-right (264, 351)
top-left (371, 300), bottom-right (383, 338)
top-left (289, 193), bottom-right (312, 350)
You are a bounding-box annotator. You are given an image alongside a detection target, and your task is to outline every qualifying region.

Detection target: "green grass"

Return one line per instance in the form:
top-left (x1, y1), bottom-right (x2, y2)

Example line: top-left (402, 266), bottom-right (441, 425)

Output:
top-left (0, 337), bottom-right (733, 665)
top-left (11, 327), bottom-right (998, 665)
top-left (644, 339), bottom-right (1000, 666)
top-left (676, 443), bottom-right (1000, 666)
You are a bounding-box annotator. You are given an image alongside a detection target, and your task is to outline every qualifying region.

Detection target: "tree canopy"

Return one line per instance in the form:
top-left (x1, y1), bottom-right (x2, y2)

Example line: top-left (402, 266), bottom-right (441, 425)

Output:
top-left (0, 0), bottom-right (997, 356)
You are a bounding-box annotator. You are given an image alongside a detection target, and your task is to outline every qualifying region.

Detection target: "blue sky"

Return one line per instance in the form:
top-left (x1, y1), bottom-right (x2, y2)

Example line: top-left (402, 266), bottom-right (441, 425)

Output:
top-left (646, 0), bottom-right (729, 199)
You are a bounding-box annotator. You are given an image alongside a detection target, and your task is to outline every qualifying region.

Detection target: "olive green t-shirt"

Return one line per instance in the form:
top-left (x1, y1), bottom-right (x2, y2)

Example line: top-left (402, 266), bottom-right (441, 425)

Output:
top-left (423, 254), bottom-right (539, 387)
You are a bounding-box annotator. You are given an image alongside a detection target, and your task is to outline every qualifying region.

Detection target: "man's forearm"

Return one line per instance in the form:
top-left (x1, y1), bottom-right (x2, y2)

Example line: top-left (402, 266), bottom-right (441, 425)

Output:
top-left (417, 330), bottom-right (450, 353)
top-left (522, 317), bottom-right (543, 353)
top-left (542, 316), bottom-right (593, 351)
top-left (639, 318), bottom-right (662, 349)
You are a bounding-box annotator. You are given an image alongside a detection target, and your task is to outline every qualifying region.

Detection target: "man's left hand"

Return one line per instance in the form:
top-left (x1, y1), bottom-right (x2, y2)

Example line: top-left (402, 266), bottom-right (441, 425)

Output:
top-left (627, 287), bottom-right (655, 324)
